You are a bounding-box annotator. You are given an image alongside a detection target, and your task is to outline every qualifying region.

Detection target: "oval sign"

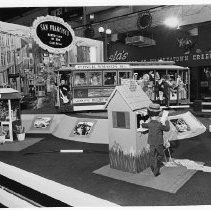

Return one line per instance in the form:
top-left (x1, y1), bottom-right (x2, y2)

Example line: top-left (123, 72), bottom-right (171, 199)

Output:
top-left (32, 16), bottom-right (75, 54)
top-left (36, 21), bottom-right (73, 49)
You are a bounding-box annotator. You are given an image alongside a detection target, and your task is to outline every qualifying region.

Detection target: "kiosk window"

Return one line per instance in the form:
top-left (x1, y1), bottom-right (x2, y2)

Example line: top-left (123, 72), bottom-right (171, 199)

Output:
top-left (112, 111), bottom-right (130, 129)
top-left (104, 71), bottom-right (117, 86)
top-left (74, 72), bottom-right (87, 86)
top-left (88, 71), bottom-right (102, 86)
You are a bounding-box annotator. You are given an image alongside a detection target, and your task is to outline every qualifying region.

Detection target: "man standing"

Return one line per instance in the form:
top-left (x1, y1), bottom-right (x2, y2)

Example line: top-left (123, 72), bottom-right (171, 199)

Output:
top-left (163, 75), bottom-right (175, 107)
top-left (141, 103), bottom-right (170, 176)
top-left (59, 79), bottom-right (70, 104)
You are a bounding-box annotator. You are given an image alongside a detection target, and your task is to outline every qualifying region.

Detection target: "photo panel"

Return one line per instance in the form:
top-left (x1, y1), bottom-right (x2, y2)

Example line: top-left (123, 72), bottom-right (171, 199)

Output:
top-left (30, 115), bottom-right (54, 131)
top-left (70, 119), bottom-right (97, 138)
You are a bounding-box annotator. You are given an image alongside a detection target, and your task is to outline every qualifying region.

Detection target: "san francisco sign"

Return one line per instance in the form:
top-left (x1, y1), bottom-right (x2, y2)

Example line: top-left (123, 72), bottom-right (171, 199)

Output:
top-left (32, 15), bottom-right (75, 54)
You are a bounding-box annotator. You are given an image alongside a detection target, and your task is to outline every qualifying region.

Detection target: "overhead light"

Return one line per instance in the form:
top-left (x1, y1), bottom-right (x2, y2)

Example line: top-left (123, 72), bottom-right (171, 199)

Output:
top-left (164, 17), bottom-right (180, 28)
top-left (106, 29), bottom-right (112, 35)
top-left (98, 27), bottom-right (105, 33)
top-left (90, 14), bottom-right (94, 20)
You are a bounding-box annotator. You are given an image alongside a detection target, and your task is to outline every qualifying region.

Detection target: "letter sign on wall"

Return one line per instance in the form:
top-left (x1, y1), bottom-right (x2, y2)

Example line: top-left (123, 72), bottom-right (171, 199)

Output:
top-left (32, 15), bottom-right (75, 54)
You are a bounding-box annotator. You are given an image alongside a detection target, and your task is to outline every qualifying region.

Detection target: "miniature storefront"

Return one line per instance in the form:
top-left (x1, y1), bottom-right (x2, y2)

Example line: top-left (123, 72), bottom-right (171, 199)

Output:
top-left (105, 80), bottom-right (152, 173)
top-left (0, 88), bottom-right (22, 141)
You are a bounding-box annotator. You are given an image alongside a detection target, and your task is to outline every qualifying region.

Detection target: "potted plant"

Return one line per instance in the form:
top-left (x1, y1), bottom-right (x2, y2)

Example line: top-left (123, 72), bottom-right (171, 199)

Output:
top-left (0, 127), bottom-right (6, 144)
top-left (15, 125), bottom-right (25, 141)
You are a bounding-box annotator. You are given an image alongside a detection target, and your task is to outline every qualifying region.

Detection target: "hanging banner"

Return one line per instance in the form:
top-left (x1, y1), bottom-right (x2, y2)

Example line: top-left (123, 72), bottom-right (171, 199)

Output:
top-left (31, 15), bottom-right (75, 54)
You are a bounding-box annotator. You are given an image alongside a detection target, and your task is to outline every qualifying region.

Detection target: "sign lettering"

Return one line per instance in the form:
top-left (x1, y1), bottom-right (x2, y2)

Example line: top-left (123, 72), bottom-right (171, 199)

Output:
top-left (108, 42), bottom-right (211, 67)
top-left (36, 21), bottom-right (71, 48)
top-left (121, 79), bottom-right (137, 92)
top-left (75, 64), bottom-right (130, 70)
top-left (108, 50), bottom-right (129, 62)
top-left (73, 97), bottom-right (108, 104)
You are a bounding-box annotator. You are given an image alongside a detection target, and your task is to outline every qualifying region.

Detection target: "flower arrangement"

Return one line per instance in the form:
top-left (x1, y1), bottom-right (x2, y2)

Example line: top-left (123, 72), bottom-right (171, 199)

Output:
top-left (0, 127), bottom-right (6, 136)
top-left (15, 125), bottom-right (25, 134)
top-left (0, 126), bottom-right (6, 144)
top-left (0, 101), bottom-right (9, 121)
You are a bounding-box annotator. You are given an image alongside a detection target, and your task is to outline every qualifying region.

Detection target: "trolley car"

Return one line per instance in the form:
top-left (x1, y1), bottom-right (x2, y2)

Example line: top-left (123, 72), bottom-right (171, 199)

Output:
top-left (54, 61), bottom-right (190, 112)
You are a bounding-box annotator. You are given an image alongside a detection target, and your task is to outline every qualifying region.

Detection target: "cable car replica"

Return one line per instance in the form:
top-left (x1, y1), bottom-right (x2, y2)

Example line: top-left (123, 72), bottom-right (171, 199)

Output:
top-left (54, 61), bottom-right (190, 112)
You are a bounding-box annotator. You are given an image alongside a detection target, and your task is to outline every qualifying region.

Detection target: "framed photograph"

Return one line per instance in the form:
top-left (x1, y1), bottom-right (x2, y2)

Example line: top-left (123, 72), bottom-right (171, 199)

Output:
top-left (70, 119), bottom-right (96, 138)
top-left (31, 116), bottom-right (54, 130)
top-left (170, 118), bottom-right (190, 132)
top-left (1, 123), bottom-right (10, 140)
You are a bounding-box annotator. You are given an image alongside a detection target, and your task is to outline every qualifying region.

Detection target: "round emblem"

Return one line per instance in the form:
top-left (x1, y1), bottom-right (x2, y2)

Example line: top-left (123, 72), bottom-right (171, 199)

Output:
top-left (32, 15), bottom-right (75, 54)
top-left (137, 11), bottom-right (152, 30)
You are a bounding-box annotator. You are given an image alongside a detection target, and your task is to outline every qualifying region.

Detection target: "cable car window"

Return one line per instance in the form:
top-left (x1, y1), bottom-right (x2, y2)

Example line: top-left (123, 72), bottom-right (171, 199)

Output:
top-left (74, 72), bottom-right (87, 86)
top-left (118, 71), bottom-right (132, 84)
top-left (103, 71), bottom-right (117, 86)
top-left (88, 71), bottom-right (102, 86)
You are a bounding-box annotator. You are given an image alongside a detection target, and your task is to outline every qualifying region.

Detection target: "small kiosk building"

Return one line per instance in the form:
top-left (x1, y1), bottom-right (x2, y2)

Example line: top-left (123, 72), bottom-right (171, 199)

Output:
top-left (0, 88), bottom-right (22, 141)
top-left (105, 80), bottom-right (152, 173)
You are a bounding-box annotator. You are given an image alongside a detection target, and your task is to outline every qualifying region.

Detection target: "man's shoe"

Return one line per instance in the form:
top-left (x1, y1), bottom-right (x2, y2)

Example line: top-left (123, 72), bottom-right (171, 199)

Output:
top-left (154, 172), bottom-right (161, 177)
top-left (159, 162), bottom-right (164, 167)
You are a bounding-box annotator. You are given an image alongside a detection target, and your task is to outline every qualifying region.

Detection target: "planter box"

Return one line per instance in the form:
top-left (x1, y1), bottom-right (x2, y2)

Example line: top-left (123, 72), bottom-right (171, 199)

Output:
top-left (17, 133), bottom-right (25, 141)
top-left (0, 135), bottom-right (6, 144)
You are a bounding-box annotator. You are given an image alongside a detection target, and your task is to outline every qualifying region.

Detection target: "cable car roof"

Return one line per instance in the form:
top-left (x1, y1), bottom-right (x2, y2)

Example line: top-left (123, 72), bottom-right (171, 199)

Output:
top-left (55, 61), bottom-right (189, 73)
top-left (70, 61), bottom-right (176, 65)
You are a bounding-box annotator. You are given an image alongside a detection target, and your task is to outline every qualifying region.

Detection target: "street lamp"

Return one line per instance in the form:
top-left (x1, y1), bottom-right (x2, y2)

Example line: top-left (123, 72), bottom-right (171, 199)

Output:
top-left (98, 27), bottom-right (112, 62)
top-left (11, 49), bottom-right (21, 91)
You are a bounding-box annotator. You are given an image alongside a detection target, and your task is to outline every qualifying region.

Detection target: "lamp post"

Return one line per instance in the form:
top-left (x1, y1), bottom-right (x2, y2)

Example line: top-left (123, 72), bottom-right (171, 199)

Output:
top-left (12, 49), bottom-right (20, 91)
top-left (98, 27), bottom-right (112, 62)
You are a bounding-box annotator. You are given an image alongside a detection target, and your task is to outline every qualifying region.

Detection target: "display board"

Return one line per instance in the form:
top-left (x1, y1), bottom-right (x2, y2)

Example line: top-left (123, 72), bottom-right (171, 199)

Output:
top-left (30, 115), bottom-right (54, 131)
top-left (70, 119), bottom-right (97, 138)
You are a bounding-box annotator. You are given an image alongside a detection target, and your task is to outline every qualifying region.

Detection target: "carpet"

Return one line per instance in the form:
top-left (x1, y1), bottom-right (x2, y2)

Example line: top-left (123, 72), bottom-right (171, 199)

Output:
top-left (93, 163), bottom-right (199, 194)
top-left (0, 138), bottom-right (43, 151)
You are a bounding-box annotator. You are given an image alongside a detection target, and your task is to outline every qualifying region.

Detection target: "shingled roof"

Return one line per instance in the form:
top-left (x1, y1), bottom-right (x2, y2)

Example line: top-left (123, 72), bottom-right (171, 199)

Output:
top-left (104, 84), bottom-right (151, 111)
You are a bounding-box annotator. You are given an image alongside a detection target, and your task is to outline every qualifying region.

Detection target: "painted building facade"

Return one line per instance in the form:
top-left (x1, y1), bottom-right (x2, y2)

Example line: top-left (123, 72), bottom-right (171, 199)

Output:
top-left (107, 23), bottom-right (211, 101)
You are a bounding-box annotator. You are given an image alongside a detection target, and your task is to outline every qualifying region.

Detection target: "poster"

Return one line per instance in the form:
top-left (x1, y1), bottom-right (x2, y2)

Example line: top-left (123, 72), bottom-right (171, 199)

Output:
top-left (165, 111), bottom-right (206, 141)
top-left (31, 116), bottom-right (54, 130)
top-left (70, 119), bottom-right (96, 138)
